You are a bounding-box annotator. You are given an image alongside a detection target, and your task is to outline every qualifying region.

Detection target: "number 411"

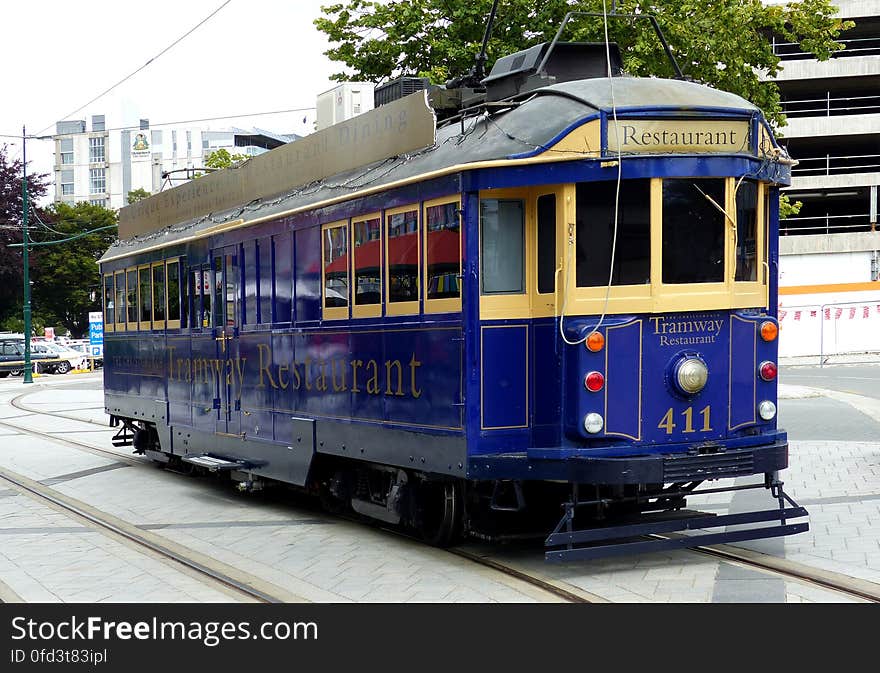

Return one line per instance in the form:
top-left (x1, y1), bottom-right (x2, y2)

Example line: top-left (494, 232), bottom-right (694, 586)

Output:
top-left (657, 405), bottom-right (712, 434)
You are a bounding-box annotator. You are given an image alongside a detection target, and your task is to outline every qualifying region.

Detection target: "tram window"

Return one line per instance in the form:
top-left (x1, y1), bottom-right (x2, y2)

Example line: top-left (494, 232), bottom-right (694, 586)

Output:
top-left (152, 264), bottom-right (166, 324)
top-left (224, 253), bottom-right (238, 326)
top-left (243, 242), bottom-right (257, 325)
top-left (354, 216), bottom-right (382, 306)
top-left (103, 274), bottom-right (115, 326)
top-left (181, 264), bottom-right (190, 328)
top-left (274, 232), bottom-right (293, 323)
top-left (425, 201), bottom-right (460, 300)
top-left (662, 179), bottom-right (725, 284)
top-left (212, 256), bottom-right (224, 327)
top-left (537, 194), bottom-right (556, 294)
top-left (323, 224), bottom-right (349, 309)
top-left (576, 180), bottom-right (650, 287)
top-left (480, 199), bottom-right (525, 294)
top-left (126, 269), bottom-right (138, 328)
top-left (194, 268), bottom-right (212, 328)
top-left (138, 267), bottom-right (152, 327)
top-left (387, 208), bottom-right (419, 305)
top-left (258, 237), bottom-right (273, 323)
top-left (114, 272), bottom-right (126, 328)
top-left (167, 260), bottom-right (181, 322)
top-left (735, 180), bottom-right (758, 281)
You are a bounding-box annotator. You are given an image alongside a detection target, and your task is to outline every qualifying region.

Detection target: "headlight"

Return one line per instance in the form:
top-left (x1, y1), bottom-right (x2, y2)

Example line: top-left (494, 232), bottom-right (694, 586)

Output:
top-left (675, 357), bottom-right (709, 395)
top-left (583, 413), bottom-right (604, 434)
top-left (758, 400), bottom-right (777, 420)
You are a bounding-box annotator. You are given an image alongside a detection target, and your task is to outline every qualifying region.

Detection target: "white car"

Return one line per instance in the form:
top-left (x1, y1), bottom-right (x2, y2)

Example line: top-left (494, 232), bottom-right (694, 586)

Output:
top-left (36, 342), bottom-right (87, 374)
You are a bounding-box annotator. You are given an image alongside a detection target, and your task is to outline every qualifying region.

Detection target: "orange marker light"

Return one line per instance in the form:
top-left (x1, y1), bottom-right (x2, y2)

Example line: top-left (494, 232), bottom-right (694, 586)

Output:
top-left (760, 321), bottom-right (778, 342)
top-left (586, 331), bottom-right (605, 352)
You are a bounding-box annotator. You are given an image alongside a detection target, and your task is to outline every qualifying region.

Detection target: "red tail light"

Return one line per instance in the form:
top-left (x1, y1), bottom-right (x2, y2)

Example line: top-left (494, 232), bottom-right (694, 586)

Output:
top-left (759, 361), bottom-right (777, 381)
top-left (584, 371), bottom-right (604, 392)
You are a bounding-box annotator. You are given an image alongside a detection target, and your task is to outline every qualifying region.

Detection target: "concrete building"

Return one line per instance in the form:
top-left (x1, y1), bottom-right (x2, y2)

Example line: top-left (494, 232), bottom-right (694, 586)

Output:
top-left (52, 115), bottom-right (298, 209)
top-left (764, 0), bottom-right (880, 357)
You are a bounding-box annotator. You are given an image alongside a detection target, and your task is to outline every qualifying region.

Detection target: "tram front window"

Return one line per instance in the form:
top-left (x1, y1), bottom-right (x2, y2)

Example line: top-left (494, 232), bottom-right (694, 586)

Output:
top-left (662, 179), bottom-right (725, 284)
top-left (576, 179), bottom-right (650, 287)
top-left (735, 180), bottom-right (758, 282)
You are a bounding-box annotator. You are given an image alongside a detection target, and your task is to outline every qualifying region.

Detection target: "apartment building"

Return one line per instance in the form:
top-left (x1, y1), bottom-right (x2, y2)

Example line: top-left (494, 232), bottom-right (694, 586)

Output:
top-left (53, 115), bottom-right (298, 210)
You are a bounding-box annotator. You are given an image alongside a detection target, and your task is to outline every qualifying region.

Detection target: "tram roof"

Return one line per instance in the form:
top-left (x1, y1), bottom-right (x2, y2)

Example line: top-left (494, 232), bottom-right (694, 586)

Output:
top-left (101, 77), bottom-right (761, 263)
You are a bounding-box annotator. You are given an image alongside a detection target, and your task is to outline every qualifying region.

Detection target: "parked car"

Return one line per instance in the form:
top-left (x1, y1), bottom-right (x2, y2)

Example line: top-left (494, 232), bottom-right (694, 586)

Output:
top-left (35, 341), bottom-right (87, 374)
top-left (68, 340), bottom-right (102, 368)
top-left (0, 338), bottom-right (54, 377)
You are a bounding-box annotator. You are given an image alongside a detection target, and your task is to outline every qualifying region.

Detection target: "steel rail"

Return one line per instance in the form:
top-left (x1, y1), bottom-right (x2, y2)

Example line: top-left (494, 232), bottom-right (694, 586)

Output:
top-left (0, 466), bottom-right (286, 604)
top-left (651, 535), bottom-right (880, 603)
top-left (7, 386), bottom-right (591, 603)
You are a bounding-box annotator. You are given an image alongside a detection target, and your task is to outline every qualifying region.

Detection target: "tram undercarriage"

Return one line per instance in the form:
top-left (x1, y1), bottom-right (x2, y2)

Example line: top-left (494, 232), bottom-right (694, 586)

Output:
top-left (115, 415), bottom-right (807, 560)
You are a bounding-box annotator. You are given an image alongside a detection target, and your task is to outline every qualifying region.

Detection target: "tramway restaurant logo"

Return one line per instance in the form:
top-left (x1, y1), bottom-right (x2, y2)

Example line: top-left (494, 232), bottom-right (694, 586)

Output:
top-left (650, 315), bottom-right (724, 347)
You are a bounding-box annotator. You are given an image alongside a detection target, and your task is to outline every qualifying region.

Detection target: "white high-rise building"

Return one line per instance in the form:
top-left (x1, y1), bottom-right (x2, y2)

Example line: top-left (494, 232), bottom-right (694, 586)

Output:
top-left (52, 115), bottom-right (299, 209)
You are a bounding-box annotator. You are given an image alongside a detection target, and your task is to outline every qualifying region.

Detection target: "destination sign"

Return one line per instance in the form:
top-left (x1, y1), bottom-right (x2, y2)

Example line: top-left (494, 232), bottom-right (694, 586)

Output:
top-left (607, 119), bottom-right (751, 155)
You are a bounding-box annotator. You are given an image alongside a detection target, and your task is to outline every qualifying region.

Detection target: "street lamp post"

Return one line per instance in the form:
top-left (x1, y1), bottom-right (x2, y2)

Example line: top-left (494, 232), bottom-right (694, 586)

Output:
top-left (21, 125), bottom-right (33, 384)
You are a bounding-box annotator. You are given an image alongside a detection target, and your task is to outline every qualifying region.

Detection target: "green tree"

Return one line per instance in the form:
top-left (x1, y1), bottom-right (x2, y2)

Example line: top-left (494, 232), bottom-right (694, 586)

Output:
top-left (204, 148), bottom-right (249, 169)
top-left (0, 143), bottom-right (50, 326)
top-left (30, 202), bottom-right (118, 338)
top-left (126, 187), bottom-right (151, 204)
top-left (315, 0), bottom-right (852, 128)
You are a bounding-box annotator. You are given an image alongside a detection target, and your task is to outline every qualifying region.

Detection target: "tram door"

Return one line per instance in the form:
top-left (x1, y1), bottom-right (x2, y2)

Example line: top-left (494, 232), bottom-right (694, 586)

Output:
top-left (212, 248), bottom-right (241, 436)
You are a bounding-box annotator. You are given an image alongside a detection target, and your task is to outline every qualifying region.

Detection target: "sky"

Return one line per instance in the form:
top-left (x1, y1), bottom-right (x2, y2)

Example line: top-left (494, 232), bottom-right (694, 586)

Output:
top-left (0, 0), bottom-right (344, 198)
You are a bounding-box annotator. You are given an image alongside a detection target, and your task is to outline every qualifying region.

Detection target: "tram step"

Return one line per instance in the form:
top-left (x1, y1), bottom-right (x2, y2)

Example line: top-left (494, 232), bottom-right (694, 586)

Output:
top-left (181, 454), bottom-right (250, 472)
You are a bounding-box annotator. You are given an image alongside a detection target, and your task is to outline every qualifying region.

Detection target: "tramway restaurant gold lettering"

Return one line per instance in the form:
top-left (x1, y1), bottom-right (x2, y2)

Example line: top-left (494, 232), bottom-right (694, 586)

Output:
top-left (144, 345), bottom-right (425, 401)
top-left (650, 316), bottom-right (724, 347)
top-left (607, 119), bottom-right (751, 155)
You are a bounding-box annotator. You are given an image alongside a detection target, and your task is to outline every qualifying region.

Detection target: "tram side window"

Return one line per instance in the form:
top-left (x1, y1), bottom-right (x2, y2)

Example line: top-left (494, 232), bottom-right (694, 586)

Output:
top-left (258, 237), bottom-right (273, 324)
top-left (480, 199), bottom-right (525, 294)
top-left (243, 242), bottom-right (257, 325)
top-left (126, 269), bottom-right (138, 328)
top-left (167, 260), bottom-right (181, 323)
top-left (735, 181), bottom-right (758, 282)
top-left (181, 265), bottom-right (190, 328)
top-left (152, 264), bottom-right (166, 324)
top-left (576, 180), bottom-right (650, 287)
top-left (387, 208), bottom-right (419, 304)
top-left (425, 202), bottom-right (460, 300)
top-left (662, 179), bottom-right (725, 284)
top-left (323, 224), bottom-right (349, 309)
top-left (537, 194), bottom-right (556, 295)
top-left (224, 253), bottom-right (238, 327)
top-left (212, 256), bottom-right (224, 327)
top-left (193, 268), bottom-right (212, 328)
top-left (354, 217), bottom-right (381, 306)
top-left (138, 267), bottom-right (152, 327)
top-left (103, 274), bottom-right (114, 326)
top-left (114, 272), bottom-right (126, 328)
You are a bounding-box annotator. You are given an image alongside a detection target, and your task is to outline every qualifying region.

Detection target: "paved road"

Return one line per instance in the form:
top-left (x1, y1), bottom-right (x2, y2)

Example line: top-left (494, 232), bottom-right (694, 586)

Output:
top-left (779, 364), bottom-right (880, 441)
top-left (781, 363), bottom-right (880, 399)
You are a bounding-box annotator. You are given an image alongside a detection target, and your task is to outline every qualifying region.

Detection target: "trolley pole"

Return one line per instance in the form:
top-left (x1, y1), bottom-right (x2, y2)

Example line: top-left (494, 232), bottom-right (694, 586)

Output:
top-left (21, 125), bottom-right (33, 384)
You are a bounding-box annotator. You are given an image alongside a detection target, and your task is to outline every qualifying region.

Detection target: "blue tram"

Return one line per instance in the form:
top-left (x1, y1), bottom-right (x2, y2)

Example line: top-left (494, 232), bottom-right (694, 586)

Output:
top-left (99, 40), bottom-right (808, 560)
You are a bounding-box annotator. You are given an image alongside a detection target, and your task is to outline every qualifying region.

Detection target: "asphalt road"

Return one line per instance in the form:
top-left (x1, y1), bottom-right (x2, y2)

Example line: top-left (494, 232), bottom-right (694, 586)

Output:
top-left (779, 363), bottom-right (880, 441)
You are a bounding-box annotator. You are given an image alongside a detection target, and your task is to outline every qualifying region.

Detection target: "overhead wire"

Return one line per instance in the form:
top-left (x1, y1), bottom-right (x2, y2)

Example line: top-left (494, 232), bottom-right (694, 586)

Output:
top-left (558, 0), bottom-right (623, 346)
top-left (34, 0), bottom-right (235, 136)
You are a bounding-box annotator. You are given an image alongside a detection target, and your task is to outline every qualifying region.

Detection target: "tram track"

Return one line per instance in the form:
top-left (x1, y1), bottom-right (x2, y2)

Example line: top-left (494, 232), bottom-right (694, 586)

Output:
top-left (683, 539), bottom-right (880, 603)
top-left (2, 385), bottom-right (594, 603)
top-left (6, 384), bottom-right (879, 604)
top-left (0, 465), bottom-right (300, 604)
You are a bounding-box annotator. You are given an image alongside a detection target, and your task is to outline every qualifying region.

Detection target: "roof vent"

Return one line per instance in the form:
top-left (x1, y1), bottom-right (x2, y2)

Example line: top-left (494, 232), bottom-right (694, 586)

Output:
top-left (482, 41), bottom-right (623, 102)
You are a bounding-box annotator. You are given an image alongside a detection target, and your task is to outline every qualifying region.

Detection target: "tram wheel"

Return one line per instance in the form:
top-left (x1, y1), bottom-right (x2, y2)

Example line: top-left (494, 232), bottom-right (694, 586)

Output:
top-left (416, 479), bottom-right (462, 547)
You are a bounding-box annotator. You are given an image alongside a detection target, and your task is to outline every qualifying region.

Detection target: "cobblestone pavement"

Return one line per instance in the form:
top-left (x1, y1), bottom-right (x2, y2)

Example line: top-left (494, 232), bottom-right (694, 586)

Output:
top-left (0, 375), bottom-right (878, 603)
